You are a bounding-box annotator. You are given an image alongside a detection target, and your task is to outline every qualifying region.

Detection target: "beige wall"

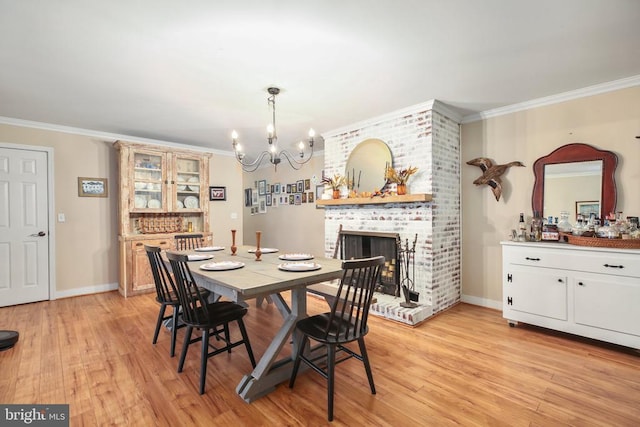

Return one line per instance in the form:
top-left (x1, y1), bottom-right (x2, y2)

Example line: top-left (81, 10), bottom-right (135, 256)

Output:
top-left (461, 86), bottom-right (640, 307)
top-left (241, 155), bottom-right (326, 256)
top-left (0, 123), bottom-right (243, 295)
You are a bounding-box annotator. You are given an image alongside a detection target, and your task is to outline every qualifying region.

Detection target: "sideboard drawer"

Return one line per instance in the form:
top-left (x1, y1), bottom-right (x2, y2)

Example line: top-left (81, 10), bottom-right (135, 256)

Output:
top-left (504, 244), bottom-right (640, 278)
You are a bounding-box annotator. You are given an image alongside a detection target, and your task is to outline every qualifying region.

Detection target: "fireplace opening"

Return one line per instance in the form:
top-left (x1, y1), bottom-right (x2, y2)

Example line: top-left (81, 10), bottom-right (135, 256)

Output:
top-left (339, 230), bottom-right (399, 296)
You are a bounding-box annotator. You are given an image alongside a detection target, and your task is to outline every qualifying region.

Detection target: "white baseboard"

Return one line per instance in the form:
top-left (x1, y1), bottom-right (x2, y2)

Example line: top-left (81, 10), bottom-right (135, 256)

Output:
top-left (55, 282), bottom-right (119, 299)
top-left (460, 294), bottom-right (502, 311)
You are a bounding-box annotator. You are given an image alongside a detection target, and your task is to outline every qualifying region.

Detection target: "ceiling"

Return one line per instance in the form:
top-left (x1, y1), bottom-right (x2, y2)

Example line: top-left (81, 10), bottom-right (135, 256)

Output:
top-left (1, 1), bottom-right (639, 154)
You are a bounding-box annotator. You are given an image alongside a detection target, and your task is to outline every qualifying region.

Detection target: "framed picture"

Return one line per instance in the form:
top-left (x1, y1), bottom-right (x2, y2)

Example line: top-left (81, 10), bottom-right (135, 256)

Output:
top-left (209, 186), bottom-right (226, 201)
top-left (289, 194), bottom-right (295, 205)
top-left (286, 184), bottom-right (291, 194)
top-left (304, 179), bottom-right (311, 190)
top-left (576, 201), bottom-right (599, 218)
top-left (296, 180), bottom-right (304, 193)
top-left (244, 188), bottom-right (253, 207)
top-left (252, 190), bottom-right (258, 206)
top-left (274, 183), bottom-right (281, 194)
top-left (294, 194), bottom-right (302, 205)
top-left (258, 196), bottom-right (267, 213)
top-left (301, 192), bottom-right (307, 203)
top-left (78, 177), bottom-right (108, 197)
top-left (307, 191), bottom-right (314, 203)
top-left (266, 194), bottom-right (272, 206)
top-left (258, 179), bottom-right (267, 195)
top-left (315, 184), bottom-right (325, 200)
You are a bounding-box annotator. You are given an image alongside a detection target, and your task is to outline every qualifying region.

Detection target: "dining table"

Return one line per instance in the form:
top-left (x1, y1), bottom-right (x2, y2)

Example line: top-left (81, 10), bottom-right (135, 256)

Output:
top-left (165, 245), bottom-right (344, 403)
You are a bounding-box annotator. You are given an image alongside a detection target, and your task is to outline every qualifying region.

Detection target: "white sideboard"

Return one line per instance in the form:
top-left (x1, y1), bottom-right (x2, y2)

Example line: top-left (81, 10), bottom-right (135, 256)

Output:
top-left (501, 241), bottom-right (640, 349)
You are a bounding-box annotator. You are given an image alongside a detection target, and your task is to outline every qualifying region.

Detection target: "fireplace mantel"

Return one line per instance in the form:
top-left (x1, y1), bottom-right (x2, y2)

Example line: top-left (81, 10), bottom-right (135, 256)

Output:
top-left (316, 193), bottom-right (432, 206)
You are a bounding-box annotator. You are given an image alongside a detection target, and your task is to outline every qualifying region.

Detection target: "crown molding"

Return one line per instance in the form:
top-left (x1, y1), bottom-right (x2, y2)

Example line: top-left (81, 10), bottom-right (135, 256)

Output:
top-left (0, 116), bottom-right (232, 156)
top-left (461, 74), bottom-right (640, 124)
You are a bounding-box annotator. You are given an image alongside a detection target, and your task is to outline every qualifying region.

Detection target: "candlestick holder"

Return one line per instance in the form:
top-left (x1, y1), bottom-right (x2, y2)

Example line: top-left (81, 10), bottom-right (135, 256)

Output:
top-left (231, 229), bottom-right (237, 255)
top-left (255, 231), bottom-right (262, 261)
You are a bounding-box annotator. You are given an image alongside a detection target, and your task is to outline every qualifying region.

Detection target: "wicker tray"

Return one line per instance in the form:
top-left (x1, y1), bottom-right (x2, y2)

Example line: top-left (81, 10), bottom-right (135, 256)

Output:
top-left (139, 215), bottom-right (183, 234)
top-left (559, 232), bottom-right (640, 249)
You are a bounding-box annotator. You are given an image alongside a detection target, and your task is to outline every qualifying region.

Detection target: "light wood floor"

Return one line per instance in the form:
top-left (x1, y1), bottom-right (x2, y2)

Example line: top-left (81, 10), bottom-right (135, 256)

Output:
top-left (1, 291), bottom-right (639, 426)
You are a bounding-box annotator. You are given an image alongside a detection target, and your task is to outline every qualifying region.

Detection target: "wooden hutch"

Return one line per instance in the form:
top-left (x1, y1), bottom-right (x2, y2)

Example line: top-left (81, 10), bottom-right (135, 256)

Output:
top-left (114, 141), bottom-right (212, 297)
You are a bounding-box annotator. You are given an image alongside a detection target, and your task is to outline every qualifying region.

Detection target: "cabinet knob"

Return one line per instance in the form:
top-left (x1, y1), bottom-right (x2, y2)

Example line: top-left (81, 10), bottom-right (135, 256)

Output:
top-left (578, 282), bottom-right (585, 286)
top-left (525, 257), bottom-right (541, 261)
top-left (557, 278), bottom-right (563, 283)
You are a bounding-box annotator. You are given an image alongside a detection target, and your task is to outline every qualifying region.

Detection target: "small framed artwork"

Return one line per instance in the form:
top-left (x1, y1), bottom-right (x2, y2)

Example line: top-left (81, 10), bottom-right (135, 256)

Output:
top-left (301, 192), bottom-right (307, 203)
top-left (296, 180), bottom-right (304, 193)
top-left (266, 194), bottom-right (272, 206)
top-left (286, 184), bottom-right (292, 194)
top-left (266, 183), bottom-right (271, 194)
top-left (315, 184), bottom-right (325, 200)
top-left (304, 179), bottom-right (311, 190)
top-left (258, 196), bottom-right (267, 214)
top-left (258, 179), bottom-right (267, 195)
top-left (78, 177), bottom-right (108, 197)
top-left (244, 188), bottom-right (253, 207)
top-left (294, 194), bottom-right (302, 205)
top-left (307, 191), bottom-right (314, 203)
top-left (274, 183), bottom-right (281, 194)
top-left (272, 195), bottom-right (279, 207)
top-left (209, 186), bottom-right (226, 201)
top-left (252, 190), bottom-right (258, 206)
top-left (576, 201), bottom-right (599, 219)
top-left (289, 194), bottom-right (295, 205)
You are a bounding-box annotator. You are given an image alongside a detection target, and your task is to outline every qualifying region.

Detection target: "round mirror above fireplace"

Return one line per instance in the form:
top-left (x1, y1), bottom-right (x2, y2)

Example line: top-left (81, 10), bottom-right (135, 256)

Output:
top-left (345, 138), bottom-right (392, 193)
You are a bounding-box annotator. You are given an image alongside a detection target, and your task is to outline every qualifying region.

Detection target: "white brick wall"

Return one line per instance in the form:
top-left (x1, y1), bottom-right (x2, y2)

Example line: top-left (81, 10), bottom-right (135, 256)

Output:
top-left (322, 100), bottom-right (460, 315)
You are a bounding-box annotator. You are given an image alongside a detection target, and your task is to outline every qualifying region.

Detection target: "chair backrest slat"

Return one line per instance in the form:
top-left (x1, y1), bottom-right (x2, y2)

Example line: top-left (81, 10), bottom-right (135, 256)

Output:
top-left (145, 245), bottom-right (178, 303)
top-left (166, 252), bottom-right (209, 325)
top-left (174, 233), bottom-right (204, 251)
top-left (325, 256), bottom-right (385, 341)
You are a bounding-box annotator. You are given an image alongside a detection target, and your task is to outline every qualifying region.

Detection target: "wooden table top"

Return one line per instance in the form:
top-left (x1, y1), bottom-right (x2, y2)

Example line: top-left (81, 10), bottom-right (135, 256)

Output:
top-left (167, 245), bottom-right (344, 300)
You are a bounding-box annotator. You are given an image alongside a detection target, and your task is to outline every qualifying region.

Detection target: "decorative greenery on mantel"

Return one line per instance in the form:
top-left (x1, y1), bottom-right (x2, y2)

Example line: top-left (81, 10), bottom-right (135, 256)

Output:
top-left (316, 193), bottom-right (432, 206)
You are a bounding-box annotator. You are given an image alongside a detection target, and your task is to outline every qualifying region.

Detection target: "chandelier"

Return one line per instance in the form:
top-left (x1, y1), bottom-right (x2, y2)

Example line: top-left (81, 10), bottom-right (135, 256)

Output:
top-left (231, 87), bottom-right (315, 172)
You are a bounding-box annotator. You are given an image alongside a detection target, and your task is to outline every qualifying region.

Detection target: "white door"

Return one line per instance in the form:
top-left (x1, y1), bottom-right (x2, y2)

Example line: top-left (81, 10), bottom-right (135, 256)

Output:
top-left (0, 147), bottom-right (50, 307)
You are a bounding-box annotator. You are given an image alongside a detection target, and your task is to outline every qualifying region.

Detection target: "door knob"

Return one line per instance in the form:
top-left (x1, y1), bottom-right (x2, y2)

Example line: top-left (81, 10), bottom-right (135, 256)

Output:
top-left (30, 231), bottom-right (46, 237)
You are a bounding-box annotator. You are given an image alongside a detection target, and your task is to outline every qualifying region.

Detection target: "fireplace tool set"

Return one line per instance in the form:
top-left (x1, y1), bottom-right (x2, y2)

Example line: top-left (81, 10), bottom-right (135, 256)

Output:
top-left (397, 234), bottom-right (419, 308)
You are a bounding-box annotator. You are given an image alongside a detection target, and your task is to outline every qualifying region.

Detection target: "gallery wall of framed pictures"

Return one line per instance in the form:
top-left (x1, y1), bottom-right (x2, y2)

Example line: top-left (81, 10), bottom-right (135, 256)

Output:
top-left (244, 176), bottom-right (320, 215)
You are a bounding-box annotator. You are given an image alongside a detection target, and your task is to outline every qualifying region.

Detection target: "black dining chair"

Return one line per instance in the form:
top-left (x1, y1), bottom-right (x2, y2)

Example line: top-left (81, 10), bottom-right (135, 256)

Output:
top-left (174, 233), bottom-right (204, 250)
top-left (145, 245), bottom-right (210, 357)
top-left (289, 255), bottom-right (385, 421)
top-left (166, 252), bottom-right (256, 395)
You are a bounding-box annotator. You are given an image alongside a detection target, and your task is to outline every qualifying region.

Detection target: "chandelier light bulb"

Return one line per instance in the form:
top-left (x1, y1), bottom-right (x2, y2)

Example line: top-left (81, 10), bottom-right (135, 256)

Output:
top-left (308, 128), bottom-right (315, 138)
top-left (231, 130), bottom-right (238, 141)
top-left (267, 124), bottom-right (274, 136)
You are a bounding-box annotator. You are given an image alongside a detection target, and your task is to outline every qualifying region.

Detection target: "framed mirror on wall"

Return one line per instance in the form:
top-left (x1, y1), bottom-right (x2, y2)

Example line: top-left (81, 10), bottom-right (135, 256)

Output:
top-left (345, 138), bottom-right (392, 194)
top-left (532, 143), bottom-right (618, 220)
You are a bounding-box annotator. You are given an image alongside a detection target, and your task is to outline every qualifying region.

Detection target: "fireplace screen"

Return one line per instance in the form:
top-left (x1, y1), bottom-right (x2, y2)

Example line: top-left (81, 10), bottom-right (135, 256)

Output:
top-left (339, 230), bottom-right (399, 295)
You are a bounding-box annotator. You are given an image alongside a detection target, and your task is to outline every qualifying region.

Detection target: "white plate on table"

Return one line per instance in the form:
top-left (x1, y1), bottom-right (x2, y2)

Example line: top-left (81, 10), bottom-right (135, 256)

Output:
top-left (200, 261), bottom-right (245, 271)
top-left (184, 196), bottom-right (199, 209)
top-left (279, 253), bottom-right (314, 261)
top-left (278, 262), bottom-right (322, 272)
top-left (134, 195), bottom-right (147, 209)
top-left (248, 248), bottom-right (278, 254)
top-left (187, 254), bottom-right (214, 261)
top-left (195, 246), bottom-right (224, 252)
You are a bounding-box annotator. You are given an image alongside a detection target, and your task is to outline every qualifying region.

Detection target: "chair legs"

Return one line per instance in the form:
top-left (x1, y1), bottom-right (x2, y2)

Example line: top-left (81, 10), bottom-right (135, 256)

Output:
top-left (153, 303), bottom-right (181, 358)
top-left (357, 337), bottom-right (376, 394)
top-left (152, 304), bottom-right (167, 345)
top-left (289, 335), bottom-right (376, 422)
top-left (177, 319), bottom-right (256, 395)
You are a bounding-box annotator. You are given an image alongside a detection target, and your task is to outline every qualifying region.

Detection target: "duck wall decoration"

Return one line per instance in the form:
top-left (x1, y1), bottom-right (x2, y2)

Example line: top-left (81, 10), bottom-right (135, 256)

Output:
top-left (466, 157), bottom-right (524, 201)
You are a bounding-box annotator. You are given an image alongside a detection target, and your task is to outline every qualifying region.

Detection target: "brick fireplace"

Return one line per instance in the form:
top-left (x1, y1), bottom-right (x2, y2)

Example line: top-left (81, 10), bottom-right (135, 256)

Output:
top-left (322, 100), bottom-right (461, 320)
